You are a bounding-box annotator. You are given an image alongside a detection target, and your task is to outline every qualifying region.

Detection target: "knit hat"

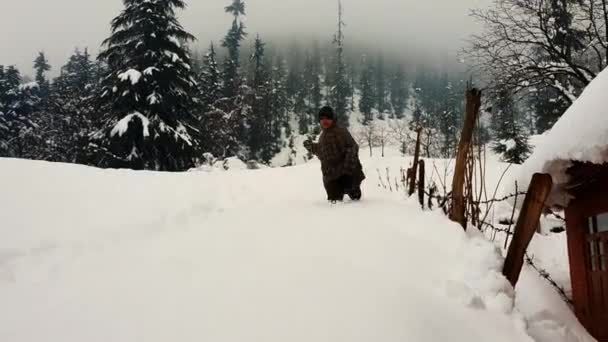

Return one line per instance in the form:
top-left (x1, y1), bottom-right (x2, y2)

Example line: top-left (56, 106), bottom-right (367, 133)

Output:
top-left (318, 106), bottom-right (335, 121)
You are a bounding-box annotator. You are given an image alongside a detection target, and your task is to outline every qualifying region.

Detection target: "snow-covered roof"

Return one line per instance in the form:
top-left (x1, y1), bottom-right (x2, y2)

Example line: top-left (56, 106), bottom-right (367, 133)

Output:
top-left (517, 67), bottom-right (608, 207)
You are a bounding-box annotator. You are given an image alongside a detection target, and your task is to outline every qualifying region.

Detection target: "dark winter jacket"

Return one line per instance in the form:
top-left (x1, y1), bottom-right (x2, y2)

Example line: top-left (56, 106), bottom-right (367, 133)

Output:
top-left (309, 124), bottom-right (365, 185)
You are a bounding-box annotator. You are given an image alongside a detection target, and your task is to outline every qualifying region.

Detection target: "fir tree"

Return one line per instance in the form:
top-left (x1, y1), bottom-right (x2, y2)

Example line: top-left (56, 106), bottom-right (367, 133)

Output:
top-left (0, 66), bottom-right (39, 158)
top-left (271, 58), bottom-right (289, 139)
top-left (47, 48), bottom-right (101, 163)
top-left (297, 47), bottom-right (323, 134)
top-left (411, 105), bottom-right (423, 129)
top-left (96, 0), bottom-right (199, 171)
top-left (196, 44), bottom-right (233, 160)
top-left (331, 0), bottom-right (350, 126)
top-left (218, 0), bottom-right (251, 157)
top-left (222, 0), bottom-right (247, 99)
top-left (547, 0), bottom-right (584, 59)
top-left (248, 35), bottom-right (273, 161)
top-left (358, 55), bottom-right (374, 124)
top-left (33, 52), bottom-right (51, 97)
top-left (490, 87), bottom-right (531, 164)
top-left (297, 54), bottom-right (313, 134)
top-left (347, 65), bottom-right (356, 112)
top-left (199, 43), bottom-right (222, 112)
top-left (437, 77), bottom-right (463, 158)
top-left (390, 65), bottom-right (408, 118)
top-left (375, 54), bottom-right (388, 118)
top-left (285, 41), bottom-right (304, 101)
top-left (225, 82), bottom-right (253, 159)
top-left (529, 85), bottom-right (569, 133)
top-left (289, 50), bottom-right (306, 117)
top-left (190, 49), bottom-right (204, 76)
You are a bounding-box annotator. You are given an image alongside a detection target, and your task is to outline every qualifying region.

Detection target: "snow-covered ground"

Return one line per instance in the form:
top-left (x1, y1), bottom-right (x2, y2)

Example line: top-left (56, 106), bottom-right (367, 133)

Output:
top-left (0, 150), bottom-right (595, 342)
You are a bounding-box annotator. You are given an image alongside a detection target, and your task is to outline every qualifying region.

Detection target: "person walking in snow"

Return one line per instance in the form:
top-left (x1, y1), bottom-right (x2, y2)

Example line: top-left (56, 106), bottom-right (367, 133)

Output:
top-left (303, 106), bottom-right (365, 202)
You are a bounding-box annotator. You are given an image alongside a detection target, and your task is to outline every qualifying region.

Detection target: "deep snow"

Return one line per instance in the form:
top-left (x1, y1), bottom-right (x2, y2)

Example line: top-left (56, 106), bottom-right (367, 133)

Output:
top-left (0, 151), bottom-right (596, 342)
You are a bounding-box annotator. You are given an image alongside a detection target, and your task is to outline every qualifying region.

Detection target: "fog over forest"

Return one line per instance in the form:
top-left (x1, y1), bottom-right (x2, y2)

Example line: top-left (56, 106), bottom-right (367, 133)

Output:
top-left (0, 0), bottom-right (492, 76)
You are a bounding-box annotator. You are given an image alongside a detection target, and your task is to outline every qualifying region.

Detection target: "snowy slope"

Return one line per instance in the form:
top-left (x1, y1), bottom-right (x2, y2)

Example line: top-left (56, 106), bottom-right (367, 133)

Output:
top-left (0, 155), bottom-right (592, 342)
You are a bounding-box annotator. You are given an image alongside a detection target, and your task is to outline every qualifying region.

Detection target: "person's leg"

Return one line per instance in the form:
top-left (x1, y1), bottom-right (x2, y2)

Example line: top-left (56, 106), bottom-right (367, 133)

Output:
top-left (342, 174), bottom-right (362, 201)
top-left (348, 186), bottom-right (362, 200)
top-left (324, 178), bottom-right (345, 202)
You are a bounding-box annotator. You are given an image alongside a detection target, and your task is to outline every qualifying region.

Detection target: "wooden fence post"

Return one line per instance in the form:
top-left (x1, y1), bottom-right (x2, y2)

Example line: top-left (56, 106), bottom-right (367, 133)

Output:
top-left (418, 159), bottom-right (425, 208)
top-left (408, 127), bottom-right (423, 196)
top-left (502, 173), bottom-right (553, 287)
top-left (450, 88), bottom-right (482, 229)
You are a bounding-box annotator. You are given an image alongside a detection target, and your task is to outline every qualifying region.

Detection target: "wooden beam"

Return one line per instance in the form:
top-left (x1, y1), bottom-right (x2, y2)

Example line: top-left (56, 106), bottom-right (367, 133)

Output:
top-left (449, 88), bottom-right (482, 229)
top-left (502, 173), bottom-right (553, 287)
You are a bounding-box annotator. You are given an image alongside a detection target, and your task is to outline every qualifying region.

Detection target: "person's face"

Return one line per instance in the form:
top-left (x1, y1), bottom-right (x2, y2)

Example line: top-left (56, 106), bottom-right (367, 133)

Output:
top-left (320, 117), bottom-right (333, 129)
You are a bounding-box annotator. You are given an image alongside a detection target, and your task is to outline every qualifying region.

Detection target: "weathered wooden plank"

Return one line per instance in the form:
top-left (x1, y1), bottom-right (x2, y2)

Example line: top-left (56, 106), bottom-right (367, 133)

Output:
top-left (502, 173), bottom-right (553, 287)
top-left (449, 88), bottom-right (481, 229)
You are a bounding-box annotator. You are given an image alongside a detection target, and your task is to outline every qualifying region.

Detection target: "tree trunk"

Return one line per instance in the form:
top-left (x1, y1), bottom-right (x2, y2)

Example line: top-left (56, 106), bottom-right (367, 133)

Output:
top-left (450, 88), bottom-right (482, 229)
top-left (408, 127), bottom-right (423, 196)
top-left (425, 131), bottom-right (432, 158)
top-left (418, 159), bottom-right (425, 209)
top-left (502, 173), bottom-right (553, 287)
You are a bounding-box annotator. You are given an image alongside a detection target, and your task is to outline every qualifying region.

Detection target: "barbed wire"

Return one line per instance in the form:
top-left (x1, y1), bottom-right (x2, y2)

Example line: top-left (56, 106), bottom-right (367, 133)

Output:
top-left (378, 166), bottom-right (571, 308)
top-left (471, 191), bottom-right (528, 205)
top-left (525, 253), bottom-right (573, 307)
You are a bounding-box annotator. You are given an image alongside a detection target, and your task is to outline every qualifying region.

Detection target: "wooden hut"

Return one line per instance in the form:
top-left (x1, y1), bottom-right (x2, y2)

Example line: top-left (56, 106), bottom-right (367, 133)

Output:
top-left (511, 68), bottom-right (608, 341)
top-left (564, 162), bottom-right (608, 341)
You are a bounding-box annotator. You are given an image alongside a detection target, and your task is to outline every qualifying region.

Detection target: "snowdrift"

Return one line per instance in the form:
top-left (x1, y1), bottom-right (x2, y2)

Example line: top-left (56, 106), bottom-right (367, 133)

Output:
top-left (0, 155), bottom-right (594, 342)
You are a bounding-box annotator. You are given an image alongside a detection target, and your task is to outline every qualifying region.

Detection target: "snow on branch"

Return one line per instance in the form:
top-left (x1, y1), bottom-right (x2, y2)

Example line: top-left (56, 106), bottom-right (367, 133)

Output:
top-left (110, 112), bottom-right (150, 138)
top-left (118, 69), bottom-right (143, 85)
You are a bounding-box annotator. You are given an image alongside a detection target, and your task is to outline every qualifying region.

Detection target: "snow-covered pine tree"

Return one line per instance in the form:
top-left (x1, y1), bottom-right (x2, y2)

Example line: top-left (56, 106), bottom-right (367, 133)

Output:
top-left (529, 83), bottom-right (569, 134)
top-left (218, 0), bottom-right (252, 157)
top-left (95, 0), bottom-right (199, 171)
top-left (437, 77), bottom-right (464, 158)
top-left (412, 105), bottom-right (423, 128)
top-left (0, 65), bottom-right (39, 158)
top-left (490, 86), bottom-right (531, 164)
top-left (475, 120), bottom-right (492, 147)
top-left (285, 41), bottom-right (304, 104)
top-left (199, 43), bottom-right (222, 113)
top-left (248, 35), bottom-right (269, 160)
top-left (331, 0), bottom-right (350, 126)
top-left (270, 57), bottom-right (289, 140)
top-left (196, 44), bottom-right (234, 159)
top-left (547, 0), bottom-right (585, 60)
top-left (190, 50), bottom-right (204, 76)
top-left (248, 35), bottom-right (280, 163)
top-left (297, 54), bottom-right (313, 134)
top-left (390, 65), bottom-right (408, 119)
top-left (309, 41), bottom-right (324, 113)
top-left (222, 0), bottom-right (246, 100)
top-left (33, 52), bottom-right (51, 98)
top-left (45, 48), bottom-right (100, 163)
top-left (290, 53), bottom-right (307, 119)
top-left (375, 54), bottom-right (388, 119)
top-left (358, 55), bottom-right (375, 125)
top-left (297, 49), bottom-right (323, 134)
top-left (347, 64), bottom-right (356, 113)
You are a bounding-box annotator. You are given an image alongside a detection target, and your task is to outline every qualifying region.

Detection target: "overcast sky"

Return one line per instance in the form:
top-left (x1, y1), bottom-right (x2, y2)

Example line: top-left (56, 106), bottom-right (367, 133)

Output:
top-left (0, 0), bottom-right (491, 77)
